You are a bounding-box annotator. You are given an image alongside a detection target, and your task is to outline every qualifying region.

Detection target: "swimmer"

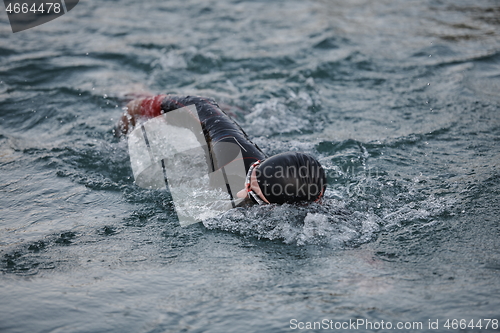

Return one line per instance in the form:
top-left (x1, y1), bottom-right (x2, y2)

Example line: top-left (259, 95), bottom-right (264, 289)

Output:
top-left (116, 95), bottom-right (326, 205)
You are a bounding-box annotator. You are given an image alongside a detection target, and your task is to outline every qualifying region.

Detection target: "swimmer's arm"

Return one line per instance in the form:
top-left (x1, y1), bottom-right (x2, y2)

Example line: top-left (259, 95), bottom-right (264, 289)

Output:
top-left (115, 95), bottom-right (219, 136)
top-left (115, 94), bottom-right (166, 136)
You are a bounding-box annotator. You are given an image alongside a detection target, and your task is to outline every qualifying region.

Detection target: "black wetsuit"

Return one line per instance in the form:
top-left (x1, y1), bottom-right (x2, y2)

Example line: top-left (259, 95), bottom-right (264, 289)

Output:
top-left (130, 95), bottom-right (326, 204)
top-left (160, 95), bottom-right (266, 173)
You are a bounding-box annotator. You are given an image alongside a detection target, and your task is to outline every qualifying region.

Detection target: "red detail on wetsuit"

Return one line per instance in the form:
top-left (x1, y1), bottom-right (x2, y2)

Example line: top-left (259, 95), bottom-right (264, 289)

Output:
top-left (140, 95), bottom-right (166, 118)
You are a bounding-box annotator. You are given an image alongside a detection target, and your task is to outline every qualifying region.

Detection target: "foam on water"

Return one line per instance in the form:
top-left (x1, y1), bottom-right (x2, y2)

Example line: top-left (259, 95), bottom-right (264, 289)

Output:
top-left (202, 173), bottom-right (453, 247)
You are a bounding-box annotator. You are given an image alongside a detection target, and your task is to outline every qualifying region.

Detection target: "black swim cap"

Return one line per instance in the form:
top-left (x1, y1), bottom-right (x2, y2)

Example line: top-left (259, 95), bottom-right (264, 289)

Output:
top-left (255, 152), bottom-right (327, 204)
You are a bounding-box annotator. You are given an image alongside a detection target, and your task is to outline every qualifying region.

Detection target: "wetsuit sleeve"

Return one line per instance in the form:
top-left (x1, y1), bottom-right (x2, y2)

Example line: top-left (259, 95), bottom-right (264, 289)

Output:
top-left (122, 95), bottom-right (266, 172)
top-left (159, 96), bottom-right (267, 171)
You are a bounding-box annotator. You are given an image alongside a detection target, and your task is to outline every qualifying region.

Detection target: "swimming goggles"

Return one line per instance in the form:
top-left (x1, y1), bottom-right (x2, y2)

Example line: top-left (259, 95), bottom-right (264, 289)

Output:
top-left (245, 160), bottom-right (266, 205)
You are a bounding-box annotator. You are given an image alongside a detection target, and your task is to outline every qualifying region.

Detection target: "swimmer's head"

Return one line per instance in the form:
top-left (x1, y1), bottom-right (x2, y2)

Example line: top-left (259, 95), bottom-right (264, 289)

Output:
top-left (254, 152), bottom-right (327, 204)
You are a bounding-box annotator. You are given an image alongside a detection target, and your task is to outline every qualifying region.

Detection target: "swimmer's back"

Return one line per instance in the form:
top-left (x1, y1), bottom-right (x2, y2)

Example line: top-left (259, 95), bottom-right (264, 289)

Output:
top-left (117, 95), bottom-right (266, 171)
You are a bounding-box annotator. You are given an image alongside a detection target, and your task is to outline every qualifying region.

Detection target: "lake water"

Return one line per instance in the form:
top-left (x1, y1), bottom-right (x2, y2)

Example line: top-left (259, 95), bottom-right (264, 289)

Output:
top-left (1, 0), bottom-right (499, 332)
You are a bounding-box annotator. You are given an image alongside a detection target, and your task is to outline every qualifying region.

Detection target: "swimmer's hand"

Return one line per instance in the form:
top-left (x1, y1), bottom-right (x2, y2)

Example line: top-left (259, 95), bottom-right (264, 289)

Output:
top-left (114, 95), bottom-right (166, 137)
top-left (114, 98), bottom-right (145, 137)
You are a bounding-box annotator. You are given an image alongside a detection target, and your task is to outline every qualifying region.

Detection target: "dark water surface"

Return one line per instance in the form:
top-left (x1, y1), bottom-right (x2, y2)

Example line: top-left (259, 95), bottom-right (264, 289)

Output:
top-left (1, 0), bottom-right (500, 332)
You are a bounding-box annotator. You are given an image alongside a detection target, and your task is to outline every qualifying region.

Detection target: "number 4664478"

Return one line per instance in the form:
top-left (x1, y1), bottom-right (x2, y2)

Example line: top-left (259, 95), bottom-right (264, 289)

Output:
top-left (443, 319), bottom-right (499, 330)
top-left (5, 2), bottom-right (62, 14)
